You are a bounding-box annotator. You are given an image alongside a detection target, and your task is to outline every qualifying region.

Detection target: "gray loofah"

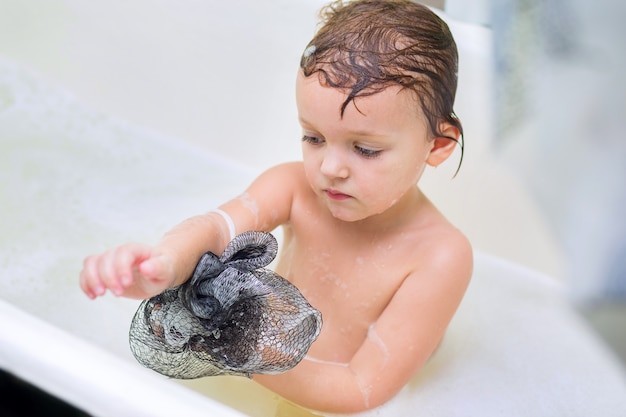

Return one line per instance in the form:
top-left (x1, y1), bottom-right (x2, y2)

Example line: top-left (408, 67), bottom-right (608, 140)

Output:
top-left (129, 231), bottom-right (322, 378)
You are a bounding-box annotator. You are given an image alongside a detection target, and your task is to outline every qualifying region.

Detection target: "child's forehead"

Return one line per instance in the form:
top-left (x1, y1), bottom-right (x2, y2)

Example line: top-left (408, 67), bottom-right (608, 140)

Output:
top-left (298, 69), bottom-right (422, 107)
top-left (296, 70), bottom-right (426, 125)
top-left (297, 69), bottom-right (403, 99)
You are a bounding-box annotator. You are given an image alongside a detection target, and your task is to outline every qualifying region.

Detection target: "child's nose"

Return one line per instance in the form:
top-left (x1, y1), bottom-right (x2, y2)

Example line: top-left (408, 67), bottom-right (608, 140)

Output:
top-left (320, 149), bottom-right (349, 179)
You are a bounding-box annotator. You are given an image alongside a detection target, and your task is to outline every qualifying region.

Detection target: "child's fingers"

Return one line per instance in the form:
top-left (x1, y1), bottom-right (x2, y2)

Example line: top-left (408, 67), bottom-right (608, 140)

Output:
top-left (101, 244), bottom-right (152, 295)
top-left (80, 254), bottom-right (106, 298)
top-left (79, 243), bottom-right (153, 298)
top-left (79, 262), bottom-right (96, 299)
top-left (79, 244), bottom-right (176, 300)
top-left (113, 244), bottom-right (152, 288)
top-left (93, 249), bottom-right (116, 295)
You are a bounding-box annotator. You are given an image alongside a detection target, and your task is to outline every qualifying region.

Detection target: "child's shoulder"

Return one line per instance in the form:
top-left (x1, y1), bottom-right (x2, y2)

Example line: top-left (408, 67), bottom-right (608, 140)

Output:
top-left (261, 161), bottom-right (305, 180)
top-left (416, 218), bottom-right (473, 287)
top-left (404, 200), bottom-right (473, 287)
top-left (430, 225), bottom-right (472, 268)
top-left (258, 161), bottom-right (311, 193)
top-left (269, 161), bottom-right (303, 171)
top-left (246, 162), bottom-right (311, 206)
top-left (251, 162), bottom-right (306, 188)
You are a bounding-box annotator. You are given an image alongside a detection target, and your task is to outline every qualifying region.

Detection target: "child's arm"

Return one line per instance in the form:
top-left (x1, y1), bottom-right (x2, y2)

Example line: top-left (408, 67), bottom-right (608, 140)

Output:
top-left (79, 163), bottom-right (298, 300)
top-left (254, 233), bottom-right (473, 413)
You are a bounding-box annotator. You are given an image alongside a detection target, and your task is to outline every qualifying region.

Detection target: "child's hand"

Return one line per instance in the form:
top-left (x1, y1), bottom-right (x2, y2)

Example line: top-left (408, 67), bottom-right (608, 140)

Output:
top-left (79, 243), bottom-right (175, 300)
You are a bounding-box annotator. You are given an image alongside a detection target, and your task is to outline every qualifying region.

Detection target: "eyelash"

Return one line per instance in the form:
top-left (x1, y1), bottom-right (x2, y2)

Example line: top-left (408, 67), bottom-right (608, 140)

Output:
top-left (355, 146), bottom-right (382, 159)
top-left (302, 135), bottom-right (382, 159)
top-left (302, 135), bottom-right (322, 145)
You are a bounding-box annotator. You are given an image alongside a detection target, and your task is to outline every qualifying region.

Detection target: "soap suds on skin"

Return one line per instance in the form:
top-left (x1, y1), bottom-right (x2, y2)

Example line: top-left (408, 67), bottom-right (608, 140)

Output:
top-left (237, 192), bottom-right (259, 227)
top-left (367, 323), bottom-right (390, 368)
top-left (303, 355), bottom-right (349, 367)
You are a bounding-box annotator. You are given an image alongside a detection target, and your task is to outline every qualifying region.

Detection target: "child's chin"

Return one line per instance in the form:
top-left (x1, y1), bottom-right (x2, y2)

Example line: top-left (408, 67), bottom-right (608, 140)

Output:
top-left (326, 206), bottom-right (367, 223)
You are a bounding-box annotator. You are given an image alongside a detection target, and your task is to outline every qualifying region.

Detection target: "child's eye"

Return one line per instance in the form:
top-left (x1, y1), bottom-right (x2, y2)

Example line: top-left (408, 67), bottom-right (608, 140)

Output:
top-left (354, 145), bottom-right (382, 158)
top-left (302, 135), bottom-right (324, 145)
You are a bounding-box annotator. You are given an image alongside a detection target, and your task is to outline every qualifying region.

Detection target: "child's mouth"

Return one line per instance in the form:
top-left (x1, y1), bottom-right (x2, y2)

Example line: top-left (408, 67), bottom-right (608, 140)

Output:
top-left (325, 189), bottom-right (351, 201)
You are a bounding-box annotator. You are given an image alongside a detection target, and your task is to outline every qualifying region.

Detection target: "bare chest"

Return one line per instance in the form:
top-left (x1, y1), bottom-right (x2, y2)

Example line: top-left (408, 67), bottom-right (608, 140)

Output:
top-left (274, 225), bottom-right (413, 360)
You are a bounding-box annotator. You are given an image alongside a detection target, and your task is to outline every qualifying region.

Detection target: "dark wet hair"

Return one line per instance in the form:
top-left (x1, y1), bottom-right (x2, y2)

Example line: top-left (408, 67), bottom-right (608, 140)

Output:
top-left (300, 0), bottom-right (464, 173)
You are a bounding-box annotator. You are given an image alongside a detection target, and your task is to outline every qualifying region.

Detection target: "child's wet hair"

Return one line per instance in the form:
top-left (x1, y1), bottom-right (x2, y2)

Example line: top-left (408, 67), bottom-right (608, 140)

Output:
top-left (300, 0), bottom-right (464, 173)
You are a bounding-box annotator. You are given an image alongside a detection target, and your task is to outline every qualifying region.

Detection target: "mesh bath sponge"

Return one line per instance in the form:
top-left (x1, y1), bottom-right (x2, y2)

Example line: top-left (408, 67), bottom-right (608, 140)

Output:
top-left (129, 231), bottom-right (322, 378)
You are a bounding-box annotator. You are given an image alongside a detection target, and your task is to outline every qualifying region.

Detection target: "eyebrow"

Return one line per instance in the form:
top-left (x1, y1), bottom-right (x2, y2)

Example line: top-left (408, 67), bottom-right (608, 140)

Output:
top-left (298, 117), bottom-right (386, 139)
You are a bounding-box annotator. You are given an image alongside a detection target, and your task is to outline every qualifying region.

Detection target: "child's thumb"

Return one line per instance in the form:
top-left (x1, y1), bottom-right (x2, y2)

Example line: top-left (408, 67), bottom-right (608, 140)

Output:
top-left (139, 254), bottom-right (174, 284)
top-left (138, 257), bottom-right (159, 278)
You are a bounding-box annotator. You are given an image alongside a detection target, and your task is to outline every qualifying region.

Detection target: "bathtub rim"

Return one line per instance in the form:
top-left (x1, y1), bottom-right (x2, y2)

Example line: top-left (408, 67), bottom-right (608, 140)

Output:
top-left (0, 298), bottom-right (248, 417)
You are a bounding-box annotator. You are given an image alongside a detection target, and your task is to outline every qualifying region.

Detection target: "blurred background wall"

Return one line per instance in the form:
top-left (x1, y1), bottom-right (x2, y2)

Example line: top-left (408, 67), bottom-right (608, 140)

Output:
top-left (451, 0), bottom-right (626, 362)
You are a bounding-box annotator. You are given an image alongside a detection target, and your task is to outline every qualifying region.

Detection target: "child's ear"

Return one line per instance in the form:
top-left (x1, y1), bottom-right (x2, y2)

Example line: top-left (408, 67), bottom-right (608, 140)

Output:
top-left (426, 123), bottom-right (461, 167)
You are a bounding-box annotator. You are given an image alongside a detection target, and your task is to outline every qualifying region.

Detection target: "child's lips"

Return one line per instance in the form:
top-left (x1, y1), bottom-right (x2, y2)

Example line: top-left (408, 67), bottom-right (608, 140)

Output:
top-left (325, 189), bottom-right (351, 201)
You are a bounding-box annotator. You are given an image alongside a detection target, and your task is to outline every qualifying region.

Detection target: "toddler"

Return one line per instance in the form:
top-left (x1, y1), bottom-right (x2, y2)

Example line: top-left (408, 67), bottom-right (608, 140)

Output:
top-left (80, 0), bottom-right (472, 413)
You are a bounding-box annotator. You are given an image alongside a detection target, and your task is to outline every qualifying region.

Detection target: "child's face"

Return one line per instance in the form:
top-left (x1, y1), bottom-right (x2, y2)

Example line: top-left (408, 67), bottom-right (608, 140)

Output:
top-left (296, 70), bottom-right (435, 222)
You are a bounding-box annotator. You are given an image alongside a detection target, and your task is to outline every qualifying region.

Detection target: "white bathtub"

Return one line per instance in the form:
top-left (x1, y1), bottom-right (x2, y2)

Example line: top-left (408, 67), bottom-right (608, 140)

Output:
top-left (1, 1), bottom-right (625, 416)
